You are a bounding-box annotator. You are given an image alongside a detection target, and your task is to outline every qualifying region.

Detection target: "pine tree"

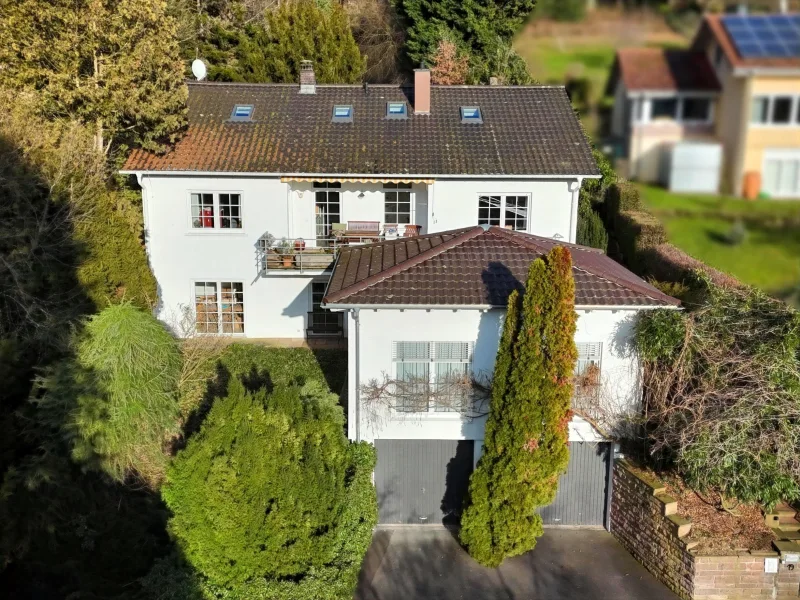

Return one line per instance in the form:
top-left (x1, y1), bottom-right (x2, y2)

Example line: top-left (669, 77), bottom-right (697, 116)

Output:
top-left (233, 1), bottom-right (365, 84)
top-left (33, 303), bottom-right (182, 485)
top-left (460, 247), bottom-right (577, 567)
top-left (0, 0), bottom-right (187, 152)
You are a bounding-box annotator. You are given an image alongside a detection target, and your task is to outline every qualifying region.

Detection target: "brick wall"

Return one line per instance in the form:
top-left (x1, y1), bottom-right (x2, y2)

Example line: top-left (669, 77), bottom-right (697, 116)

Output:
top-left (610, 460), bottom-right (800, 600)
top-left (611, 460), bottom-right (695, 599)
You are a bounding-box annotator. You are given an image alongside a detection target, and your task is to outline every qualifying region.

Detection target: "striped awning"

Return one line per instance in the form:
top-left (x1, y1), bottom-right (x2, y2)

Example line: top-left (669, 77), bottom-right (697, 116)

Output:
top-left (281, 176), bottom-right (434, 185)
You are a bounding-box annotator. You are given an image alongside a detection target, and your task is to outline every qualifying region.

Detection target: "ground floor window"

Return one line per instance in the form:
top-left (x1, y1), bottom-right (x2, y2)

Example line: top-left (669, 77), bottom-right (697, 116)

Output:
top-left (573, 342), bottom-right (602, 414)
top-left (478, 195), bottom-right (529, 231)
top-left (194, 281), bottom-right (244, 334)
top-left (307, 281), bottom-right (342, 336)
top-left (392, 341), bottom-right (472, 413)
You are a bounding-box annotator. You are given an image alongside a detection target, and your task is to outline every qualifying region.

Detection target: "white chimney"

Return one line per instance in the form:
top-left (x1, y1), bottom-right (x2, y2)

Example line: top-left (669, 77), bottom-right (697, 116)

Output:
top-left (300, 60), bottom-right (316, 95)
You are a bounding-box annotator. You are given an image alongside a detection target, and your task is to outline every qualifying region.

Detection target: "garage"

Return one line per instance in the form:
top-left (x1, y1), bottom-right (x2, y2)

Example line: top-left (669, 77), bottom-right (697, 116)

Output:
top-left (763, 150), bottom-right (800, 198)
top-left (374, 439), bottom-right (611, 528)
top-left (375, 439), bottom-right (474, 525)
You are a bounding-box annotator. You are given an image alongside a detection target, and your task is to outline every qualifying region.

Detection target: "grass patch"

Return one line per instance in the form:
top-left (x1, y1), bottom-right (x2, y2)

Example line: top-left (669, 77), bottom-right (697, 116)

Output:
top-left (638, 185), bottom-right (800, 298)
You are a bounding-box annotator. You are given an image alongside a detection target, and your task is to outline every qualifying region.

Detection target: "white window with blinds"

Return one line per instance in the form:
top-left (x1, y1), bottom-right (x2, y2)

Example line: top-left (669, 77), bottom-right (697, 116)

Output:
top-left (392, 341), bottom-right (473, 413)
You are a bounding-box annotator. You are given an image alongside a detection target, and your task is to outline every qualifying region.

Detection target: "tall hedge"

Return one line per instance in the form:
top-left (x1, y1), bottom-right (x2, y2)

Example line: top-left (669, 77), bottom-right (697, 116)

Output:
top-left (162, 378), bottom-right (377, 598)
top-left (460, 247), bottom-right (578, 567)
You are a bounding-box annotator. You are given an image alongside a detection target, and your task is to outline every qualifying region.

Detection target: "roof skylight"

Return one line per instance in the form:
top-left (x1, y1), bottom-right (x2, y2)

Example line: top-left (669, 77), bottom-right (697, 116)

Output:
top-left (332, 105), bottom-right (354, 123)
top-left (386, 102), bottom-right (408, 120)
top-left (460, 106), bottom-right (483, 124)
top-left (230, 104), bottom-right (254, 121)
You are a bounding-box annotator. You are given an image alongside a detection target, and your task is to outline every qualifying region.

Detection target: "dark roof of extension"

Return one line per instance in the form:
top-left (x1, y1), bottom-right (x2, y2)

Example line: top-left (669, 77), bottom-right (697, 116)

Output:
top-left (323, 226), bottom-right (680, 308)
top-left (610, 47), bottom-right (721, 93)
top-left (122, 82), bottom-right (599, 177)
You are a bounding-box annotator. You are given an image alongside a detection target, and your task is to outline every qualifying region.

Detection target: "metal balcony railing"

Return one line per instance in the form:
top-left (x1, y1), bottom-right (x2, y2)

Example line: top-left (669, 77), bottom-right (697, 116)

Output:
top-left (307, 311), bottom-right (344, 337)
top-left (259, 237), bottom-right (386, 272)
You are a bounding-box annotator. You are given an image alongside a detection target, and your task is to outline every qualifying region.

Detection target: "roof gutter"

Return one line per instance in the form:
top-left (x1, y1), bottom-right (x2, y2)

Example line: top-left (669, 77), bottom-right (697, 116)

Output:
top-left (324, 303), bottom-right (679, 311)
top-left (119, 169), bottom-right (601, 180)
top-left (733, 67), bottom-right (800, 77)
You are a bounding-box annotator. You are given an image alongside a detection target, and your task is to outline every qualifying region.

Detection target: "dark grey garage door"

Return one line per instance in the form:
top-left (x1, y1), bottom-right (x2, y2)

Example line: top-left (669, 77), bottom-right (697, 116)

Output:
top-left (539, 441), bottom-right (610, 527)
top-left (375, 439), bottom-right (474, 525)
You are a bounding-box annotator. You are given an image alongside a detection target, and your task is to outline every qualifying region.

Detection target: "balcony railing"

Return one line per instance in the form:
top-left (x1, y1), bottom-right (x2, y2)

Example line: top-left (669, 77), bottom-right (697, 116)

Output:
top-left (307, 311), bottom-right (344, 337)
top-left (260, 236), bottom-right (382, 272)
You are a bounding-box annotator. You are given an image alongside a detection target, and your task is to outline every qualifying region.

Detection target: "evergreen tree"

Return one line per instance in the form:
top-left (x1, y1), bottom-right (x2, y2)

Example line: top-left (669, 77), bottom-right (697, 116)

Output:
top-left (0, 0), bottom-right (187, 152)
top-left (231, 1), bottom-right (365, 84)
top-left (162, 378), bottom-right (377, 594)
top-left (396, 0), bottom-right (535, 83)
top-left (33, 303), bottom-right (181, 485)
top-left (577, 196), bottom-right (608, 252)
top-left (460, 247), bottom-right (578, 567)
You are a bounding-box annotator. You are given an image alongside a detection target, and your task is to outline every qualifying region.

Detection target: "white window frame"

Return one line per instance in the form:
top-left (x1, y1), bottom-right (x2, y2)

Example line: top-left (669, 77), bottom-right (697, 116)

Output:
top-left (192, 280), bottom-right (246, 335)
top-left (392, 341), bottom-right (473, 415)
top-left (574, 342), bottom-right (603, 410)
top-left (633, 92), bottom-right (716, 126)
top-left (187, 191), bottom-right (244, 232)
top-left (761, 150), bottom-right (800, 199)
top-left (383, 182), bottom-right (414, 226)
top-left (750, 94), bottom-right (800, 128)
top-left (477, 194), bottom-right (530, 231)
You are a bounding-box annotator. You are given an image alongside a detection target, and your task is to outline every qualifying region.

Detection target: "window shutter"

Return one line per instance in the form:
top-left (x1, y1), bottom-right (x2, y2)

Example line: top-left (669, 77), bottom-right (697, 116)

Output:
top-left (575, 342), bottom-right (602, 375)
top-left (393, 342), bottom-right (431, 361)
top-left (433, 342), bottom-right (472, 362)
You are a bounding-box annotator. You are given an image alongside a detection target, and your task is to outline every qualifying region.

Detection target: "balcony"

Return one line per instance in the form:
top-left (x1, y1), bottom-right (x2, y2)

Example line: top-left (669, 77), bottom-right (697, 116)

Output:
top-left (307, 311), bottom-right (344, 337)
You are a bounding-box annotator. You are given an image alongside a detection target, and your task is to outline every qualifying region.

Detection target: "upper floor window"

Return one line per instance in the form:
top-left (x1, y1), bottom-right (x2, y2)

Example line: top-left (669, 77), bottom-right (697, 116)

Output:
top-left (190, 192), bottom-right (242, 229)
top-left (751, 95), bottom-right (800, 126)
top-left (651, 98), bottom-right (678, 121)
top-left (392, 341), bottom-right (473, 413)
top-left (638, 96), bottom-right (713, 125)
top-left (478, 195), bottom-right (529, 231)
top-left (384, 182), bottom-right (413, 224)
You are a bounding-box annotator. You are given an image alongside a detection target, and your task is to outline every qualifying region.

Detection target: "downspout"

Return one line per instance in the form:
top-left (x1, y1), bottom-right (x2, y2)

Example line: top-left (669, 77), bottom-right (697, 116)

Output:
top-left (567, 177), bottom-right (583, 244)
top-left (604, 442), bottom-right (616, 531)
top-left (352, 307), bottom-right (361, 442)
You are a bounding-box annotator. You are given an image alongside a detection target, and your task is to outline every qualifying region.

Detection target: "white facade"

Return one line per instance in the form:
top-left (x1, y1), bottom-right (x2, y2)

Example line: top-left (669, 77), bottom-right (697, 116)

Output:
top-left (136, 173), bottom-right (582, 339)
top-left (343, 306), bottom-right (647, 463)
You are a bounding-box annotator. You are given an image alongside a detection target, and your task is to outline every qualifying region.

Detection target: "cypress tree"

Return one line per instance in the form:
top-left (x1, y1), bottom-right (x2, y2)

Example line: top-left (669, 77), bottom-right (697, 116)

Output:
top-left (460, 247), bottom-right (578, 567)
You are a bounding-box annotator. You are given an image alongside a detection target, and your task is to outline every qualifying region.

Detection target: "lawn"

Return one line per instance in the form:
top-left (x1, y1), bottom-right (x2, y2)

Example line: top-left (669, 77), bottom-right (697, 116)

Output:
top-left (638, 185), bottom-right (800, 299)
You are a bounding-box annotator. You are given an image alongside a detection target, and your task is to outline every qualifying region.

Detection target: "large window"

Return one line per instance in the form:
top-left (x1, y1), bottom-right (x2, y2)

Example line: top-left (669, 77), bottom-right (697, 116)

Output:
top-left (392, 341), bottom-right (472, 413)
top-left (478, 195), bottom-right (529, 231)
top-left (314, 182), bottom-right (341, 245)
top-left (308, 281), bottom-right (342, 336)
top-left (637, 96), bottom-right (714, 125)
top-left (194, 281), bottom-right (244, 334)
top-left (573, 342), bottom-right (602, 415)
top-left (384, 182), bottom-right (413, 224)
top-left (751, 95), bottom-right (800, 126)
top-left (190, 192), bottom-right (242, 229)
top-left (651, 98), bottom-right (678, 120)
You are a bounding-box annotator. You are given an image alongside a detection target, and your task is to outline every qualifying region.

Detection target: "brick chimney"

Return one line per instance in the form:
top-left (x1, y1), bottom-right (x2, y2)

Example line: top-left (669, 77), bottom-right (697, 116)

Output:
top-left (300, 60), bottom-right (316, 94)
top-left (414, 66), bottom-right (430, 115)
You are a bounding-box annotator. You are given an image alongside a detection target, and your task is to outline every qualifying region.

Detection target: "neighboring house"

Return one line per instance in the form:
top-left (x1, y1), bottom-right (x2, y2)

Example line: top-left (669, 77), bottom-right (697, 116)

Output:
top-left (608, 13), bottom-right (800, 198)
top-left (122, 64), bottom-right (681, 529)
top-left (322, 226), bottom-right (679, 525)
top-left (121, 65), bottom-right (598, 340)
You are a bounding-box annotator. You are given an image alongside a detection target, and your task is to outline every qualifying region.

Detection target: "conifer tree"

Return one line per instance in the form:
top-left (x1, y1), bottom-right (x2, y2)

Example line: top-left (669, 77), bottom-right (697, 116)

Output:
top-left (460, 247), bottom-right (578, 567)
top-left (0, 0), bottom-right (187, 152)
top-left (233, 1), bottom-right (365, 84)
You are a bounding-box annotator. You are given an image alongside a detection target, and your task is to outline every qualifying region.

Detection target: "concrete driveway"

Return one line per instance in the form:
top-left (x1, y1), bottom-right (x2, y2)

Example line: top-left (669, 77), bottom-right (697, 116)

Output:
top-left (356, 527), bottom-right (680, 600)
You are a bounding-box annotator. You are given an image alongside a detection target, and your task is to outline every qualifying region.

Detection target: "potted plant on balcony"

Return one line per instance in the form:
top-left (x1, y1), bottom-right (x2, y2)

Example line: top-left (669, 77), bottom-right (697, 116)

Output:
top-left (276, 237), bottom-right (294, 268)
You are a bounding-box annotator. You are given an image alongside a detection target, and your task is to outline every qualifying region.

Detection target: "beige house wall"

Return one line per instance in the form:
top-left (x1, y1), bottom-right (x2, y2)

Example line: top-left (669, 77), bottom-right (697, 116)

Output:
top-left (715, 75), bottom-right (749, 195)
top-left (629, 121), bottom-right (718, 184)
top-left (741, 77), bottom-right (800, 189)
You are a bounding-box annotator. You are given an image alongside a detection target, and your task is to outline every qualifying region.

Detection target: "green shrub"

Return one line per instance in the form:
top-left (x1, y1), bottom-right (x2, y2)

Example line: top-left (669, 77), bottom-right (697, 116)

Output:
top-left (536, 0), bottom-right (585, 22)
top-left (460, 247), bottom-right (577, 567)
top-left (565, 77), bottom-right (592, 114)
top-left (162, 378), bottom-right (376, 596)
top-left (577, 196), bottom-right (608, 251)
top-left (33, 303), bottom-right (181, 485)
top-left (607, 180), bottom-right (642, 217)
top-left (614, 210), bottom-right (667, 269)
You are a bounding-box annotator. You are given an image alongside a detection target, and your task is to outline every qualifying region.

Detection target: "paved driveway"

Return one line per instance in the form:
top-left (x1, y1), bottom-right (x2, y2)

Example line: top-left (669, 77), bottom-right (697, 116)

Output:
top-left (356, 527), bottom-right (680, 600)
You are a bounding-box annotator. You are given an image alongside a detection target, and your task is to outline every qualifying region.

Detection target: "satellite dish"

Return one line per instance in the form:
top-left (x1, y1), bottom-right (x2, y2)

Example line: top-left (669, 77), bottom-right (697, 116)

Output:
top-left (191, 59), bottom-right (207, 81)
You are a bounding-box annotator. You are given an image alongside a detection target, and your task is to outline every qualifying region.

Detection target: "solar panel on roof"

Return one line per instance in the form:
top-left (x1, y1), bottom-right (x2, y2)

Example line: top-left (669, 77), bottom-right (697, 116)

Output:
top-left (721, 14), bottom-right (800, 60)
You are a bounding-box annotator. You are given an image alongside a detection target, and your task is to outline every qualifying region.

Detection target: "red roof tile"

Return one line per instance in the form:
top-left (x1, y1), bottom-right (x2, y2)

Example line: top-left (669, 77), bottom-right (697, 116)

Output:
top-left (323, 226), bottom-right (680, 308)
top-left (615, 47), bottom-right (721, 92)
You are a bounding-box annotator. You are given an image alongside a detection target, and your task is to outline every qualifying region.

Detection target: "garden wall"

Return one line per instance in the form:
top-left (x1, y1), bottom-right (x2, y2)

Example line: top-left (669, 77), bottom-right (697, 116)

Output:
top-left (611, 460), bottom-right (800, 600)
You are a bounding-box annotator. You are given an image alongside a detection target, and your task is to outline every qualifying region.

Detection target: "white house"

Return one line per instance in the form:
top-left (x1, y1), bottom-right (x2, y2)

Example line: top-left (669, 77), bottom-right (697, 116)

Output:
top-left (322, 226), bottom-right (679, 525)
top-left (121, 64), bottom-right (599, 341)
top-left (121, 64), bottom-right (679, 529)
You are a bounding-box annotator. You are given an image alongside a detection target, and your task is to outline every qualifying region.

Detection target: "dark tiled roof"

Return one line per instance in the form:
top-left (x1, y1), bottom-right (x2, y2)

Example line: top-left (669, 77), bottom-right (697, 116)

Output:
top-left (613, 48), bottom-right (721, 92)
top-left (122, 83), bottom-right (599, 176)
top-left (697, 15), bottom-right (800, 70)
top-left (323, 226), bottom-right (680, 308)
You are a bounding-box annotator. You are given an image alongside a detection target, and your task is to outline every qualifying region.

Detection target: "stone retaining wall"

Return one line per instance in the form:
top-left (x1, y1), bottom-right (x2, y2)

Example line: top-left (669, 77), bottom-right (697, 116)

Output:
top-left (610, 460), bottom-right (800, 600)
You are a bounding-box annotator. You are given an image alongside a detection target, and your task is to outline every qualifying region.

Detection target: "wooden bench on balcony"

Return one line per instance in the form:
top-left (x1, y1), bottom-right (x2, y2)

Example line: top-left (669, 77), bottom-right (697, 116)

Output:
top-left (333, 221), bottom-right (382, 243)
